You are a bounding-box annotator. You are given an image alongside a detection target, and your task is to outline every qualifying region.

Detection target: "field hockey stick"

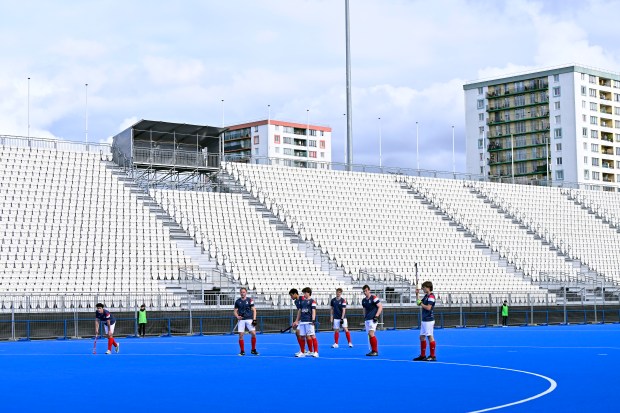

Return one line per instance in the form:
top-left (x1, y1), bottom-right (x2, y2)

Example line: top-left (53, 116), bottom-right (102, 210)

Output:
top-left (231, 319), bottom-right (240, 335)
top-left (93, 331), bottom-right (98, 354)
top-left (280, 325), bottom-right (293, 333)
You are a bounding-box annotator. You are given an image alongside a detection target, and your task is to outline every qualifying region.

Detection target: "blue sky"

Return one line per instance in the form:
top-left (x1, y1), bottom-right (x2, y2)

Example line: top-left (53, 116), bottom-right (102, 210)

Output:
top-left (1, 0), bottom-right (620, 172)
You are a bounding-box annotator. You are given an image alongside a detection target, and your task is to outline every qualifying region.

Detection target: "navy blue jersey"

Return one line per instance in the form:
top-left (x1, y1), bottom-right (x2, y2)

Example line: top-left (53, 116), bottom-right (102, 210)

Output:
top-left (297, 297), bottom-right (316, 322)
top-left (234, 297), bottom-right (255, 320)
top-left (421, 293), bottom-right (436, 322)
top-left (95, 309), bottom-right (115, 325)
top-left (362, 295), bottom-right (381, 320)
top-left (330, 297), bottom-right (347, 319)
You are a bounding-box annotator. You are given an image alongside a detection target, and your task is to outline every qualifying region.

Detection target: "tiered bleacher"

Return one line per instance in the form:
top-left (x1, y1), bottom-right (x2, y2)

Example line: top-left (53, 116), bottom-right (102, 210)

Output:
top-left (151, 189), bottom-right (355, 305)
top-left (0, 145), bottom-right (197, 310)
top-left (226, 162), bottom-right (553, 305)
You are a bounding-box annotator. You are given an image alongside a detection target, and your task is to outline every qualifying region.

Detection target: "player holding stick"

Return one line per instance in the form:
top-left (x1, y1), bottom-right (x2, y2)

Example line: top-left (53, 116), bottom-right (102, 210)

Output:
top-left (330, 288), bottom-right (352, 348)
top-left (361, 285), bottom-right (382, 357)
top-left (413, 281), bottom-right (437, 361)
top-left (292, 287), bottom-right (319, 358)
top-left (95, 303), bottom-right (119, 355)
top-left (289, 289), bottom-right (307, 356)
top-left (234, 287), bottom-right (259, 356)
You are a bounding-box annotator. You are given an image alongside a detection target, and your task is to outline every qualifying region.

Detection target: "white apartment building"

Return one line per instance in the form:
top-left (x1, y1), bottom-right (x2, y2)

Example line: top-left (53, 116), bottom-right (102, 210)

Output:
top-left (464, 65), bottom-right (620, 191)
top-left (223, 119), bottom-right (332, 168)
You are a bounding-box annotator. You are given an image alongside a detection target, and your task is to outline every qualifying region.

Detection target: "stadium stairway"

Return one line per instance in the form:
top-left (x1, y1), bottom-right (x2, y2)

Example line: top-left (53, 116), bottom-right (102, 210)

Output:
top-left (105, 162), bottom-right (243, 310)
top-left (217, 170), bottom-right (366, 294)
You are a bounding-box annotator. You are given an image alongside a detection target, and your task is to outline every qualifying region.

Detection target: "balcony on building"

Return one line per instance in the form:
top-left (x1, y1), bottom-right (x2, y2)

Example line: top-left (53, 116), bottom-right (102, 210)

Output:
top-left (600, 91), bottom-right (612, 101)
top-left (601, 159), bottom-right (615, 169)
top-left (293, 138), bottom-right (307, 146)
top-left (602, 172), bottom-right (615, 182)
top-left (601, 145), bottom-right (614, 155)
top-left (294, 150), bottom-right (308, 157)
top-left (600, 104), bottom-right (613, 115)
top-left (599, 77), bottom-right (612, 87)
top-left (601, 132), bottom-right (613, 143)
top-left (600, 117), bottom-right (613, 128)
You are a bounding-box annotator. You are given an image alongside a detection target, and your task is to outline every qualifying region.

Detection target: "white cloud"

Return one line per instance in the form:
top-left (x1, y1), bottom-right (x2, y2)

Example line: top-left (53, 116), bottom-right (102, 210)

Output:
top-left (1, 0), bottom-right (620, 174)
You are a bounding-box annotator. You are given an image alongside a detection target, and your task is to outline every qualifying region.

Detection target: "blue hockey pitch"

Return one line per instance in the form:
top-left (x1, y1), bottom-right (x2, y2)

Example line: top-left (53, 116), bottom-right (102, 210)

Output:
top-left (0, 324), bottom-right (617, 412)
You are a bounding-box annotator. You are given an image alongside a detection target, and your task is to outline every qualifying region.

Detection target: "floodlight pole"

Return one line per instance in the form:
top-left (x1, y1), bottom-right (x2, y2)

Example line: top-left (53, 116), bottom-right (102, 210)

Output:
top-left (27, 77), bottom-right (30, 138)
top-left (85, 83), bottom-right (89, 144)
top-left (378, 117), bottom-right (382, 169)
top-left (345, 0), bottom-right (353, 171)
top-left (416, 121), bottom-right (419, 170)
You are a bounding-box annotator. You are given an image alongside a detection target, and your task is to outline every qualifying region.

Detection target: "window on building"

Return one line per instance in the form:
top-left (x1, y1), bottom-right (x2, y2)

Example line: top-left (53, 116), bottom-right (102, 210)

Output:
top-left (477, 99), bottom-right (484, 109)
top-left (556, 143), bottom-right (562, 151)
top-left (516, 163), bottom-right (527, 174)
top-left (582, 127), bottom-right (588, 137)
top-left (254, 126), bottom-right (259, 132)
top-left (584, 169), bottom-right (590, 179)
top-left (554, 128), bottom-right (562, 139)
top-left (553, 86), bottom-right (561, 97)
top-left (616, 148), bottom-right (620, 156)
top-left (554, 101), bottom-right (561, 110)
top-left (615, 93), bottom-right (620, 102)
top-left (589, 88), bottom-right (597, 97)
top-left (582, 114), bottom-right (587, 122)
top-left (616, 134), bottom-right (620, 142)
top-left (614, 80), bottom-right (620, 88)
top-left (274, 135), bottom-right (280, 144)
top-left (590, 102), bottom-right (598, 111)
top-left (320, 152), bottom-right (325, 158)
top-left (275, 125), bottom-right (280, 131)
top-left (478, 113), bottom-right (484, 122)
top-left (615, 107), bottom-right (620, 115)
top-left (320, 131), bottom-right (324, 136)
top-left (275, 147), bottom-right (280, 153)
top-left (480, 166), bottom-right (484, 174)
top-left (478, 139), bottom-right (483, 149)
top-left (554, 74), bottom-right (560, 82)
top-left (514, 95), bottom-right (525, 106)
top-left (319, 141), bottom-right (326, 149)
top-left (515, 122), bottom-right (526, 133)
top-left (589, 75), bottom-right (597, 84)
top-left (584, 156), bottom-right (588, 164)
top-left (309, 151), bottom-right (317, 158)
top-left (590, 116), bottom-right (598, 125)
top-left (581, 86), bottom-right (587, 96)
top-left (283, 148), bottom-right (293, 155)
top-left (254, 136), bottom-right (259, 145)
top-left (309, 140), bottom-right (317, 147)
top-left (617, 161), bottom-right (620, 168)
top-left (555, 115), bottom-right (561, 124)
top-left (616, 120), bottom-right (620, 128)
top-left (283, 137), bottom-right (292, 144)
top-left (591, 130), bottom-right (598, 139)
top-left (592, 158), bottom-right (600, 166)
top-left (254, 148), bottom-right (259, 155)
top-left (283, 126), bottom-right (294, 133)
top-left (555, 170), bottom-right (564, 180)
top-left (581, 73), bottom-right (586, 80)
top-left (478, 87), bottom-right (483, 95)
top-left (556, 157), bottom-right (563, 165)
top-left (582, 100), bottom-right (587, 109)
top-left (591, 144), bottom-right (599, 152)
top-left (479, 153), bottom-right (483, 161)
top-left (308, 129), bottom-right (317, 136)
top-left (516, 136), bottom-right (526, 146)
top-left (479, 126), bottom-right (485, 134)
top-left (592, 171), bottom-right (600, 180)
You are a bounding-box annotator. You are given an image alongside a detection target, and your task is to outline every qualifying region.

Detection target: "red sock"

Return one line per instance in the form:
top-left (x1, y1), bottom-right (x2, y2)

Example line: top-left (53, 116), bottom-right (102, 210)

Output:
top-left (313, 337), bottom-right (319, 354)
top-left (420, 340), bottom-right (427, 356)
top-left (370, 336), bottom-right (378, 352)
top-left (239, 339), bottom-right (245, 352)
top-left (307, 337), bottom-right (314, 353)
top-left (430, 341), bottom-right (436, 357)
top-left (297, 336), bottom-right (306, 352)
top-left (107, 337), bottom-right (113, 351)
top-left (334, 331), bottom-right (340, 344)
top-left (345, 331), bottom-right (351, 344)
top-left (251, 336), bottom-right (256, 351)
top-left (113, 338), bottom-right (118, 347)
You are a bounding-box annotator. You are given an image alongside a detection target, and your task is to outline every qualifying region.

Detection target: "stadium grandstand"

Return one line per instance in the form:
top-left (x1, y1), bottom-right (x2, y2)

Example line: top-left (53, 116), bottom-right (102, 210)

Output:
top-left (1, 123), bottom-right (619, 339)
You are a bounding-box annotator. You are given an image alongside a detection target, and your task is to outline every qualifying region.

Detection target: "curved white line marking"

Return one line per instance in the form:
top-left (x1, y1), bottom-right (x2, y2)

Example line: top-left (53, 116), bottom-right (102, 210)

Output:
top-left (0, 352), bottom-right (556, 411)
